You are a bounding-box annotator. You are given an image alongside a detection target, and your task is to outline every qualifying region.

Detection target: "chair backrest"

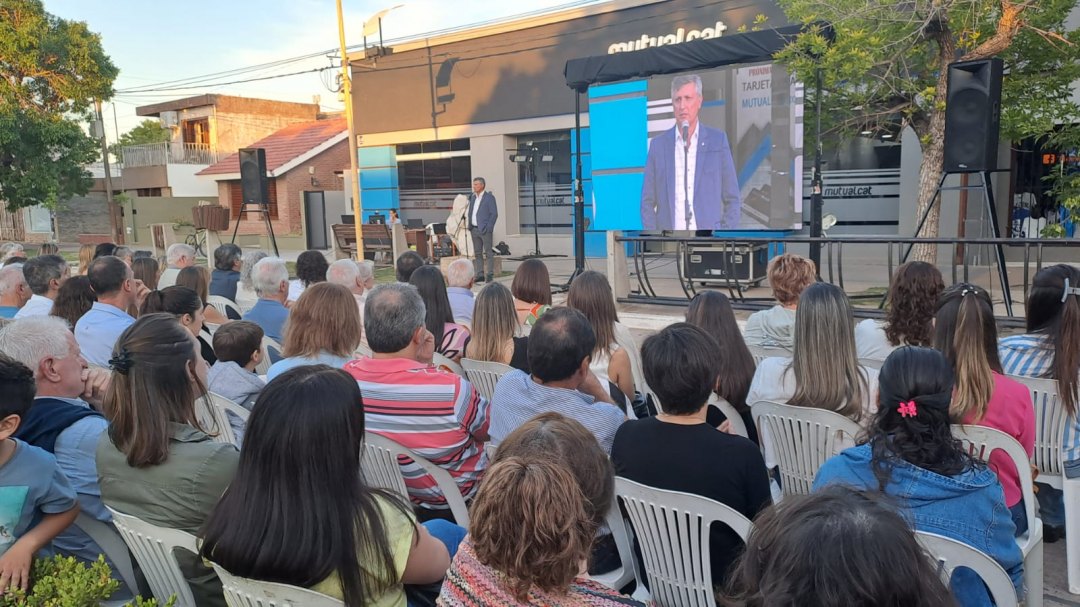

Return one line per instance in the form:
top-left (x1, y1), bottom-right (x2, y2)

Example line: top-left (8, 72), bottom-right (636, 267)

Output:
top-left (858, 357), bottom-right (884, 369)
top-left (614, 477), bottom-right (752, 607)
top-left (210, 563), bottom-right (345, 606)
top-left (106, 507), bottom-right (199, 607)
top-left (460, 358), bottom-right (513, 401)
top-left (73, 513), bottom-right (140, 597)
top-left (255, 336), bottom-right (283, 375)
top-left (748, 344), bottom-right (792, 366)
top-left (199, 392), bottom-right (249, 446)
top-left (1008, 374), bottom-right (1069, 481)
top-left (951, 424), bottom-right (1039, 554)
top-left (361, 431), bottom-right (470, 528)
top-left (707, 394), bottom-right (748, 439)
top-left (751, 400), bottom-right (862, 496)
top-left (432, 352), bottom-right (466, 378)
top-left (206, 295), bottom-right (242, 320)
top-left (916, 531), bottom-right (1019, 607)
top-left (354, 343), bottom-right (373, 358)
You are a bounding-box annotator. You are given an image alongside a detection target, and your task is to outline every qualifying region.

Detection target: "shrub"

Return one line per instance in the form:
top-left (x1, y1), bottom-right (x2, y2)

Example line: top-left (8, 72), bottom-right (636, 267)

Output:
top-left (0, 555), bottom-right (174, 607)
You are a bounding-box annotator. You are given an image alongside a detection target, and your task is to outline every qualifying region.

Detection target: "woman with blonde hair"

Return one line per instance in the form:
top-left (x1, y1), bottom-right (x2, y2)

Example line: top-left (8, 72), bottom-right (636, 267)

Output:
top-left (77, 244), bottom-right (96, 276)
top-left (265, 282), bottom-right (361, 381)
top-left (438, 412), bottom-right (643, 606)
top-left (743, 253), bottom-right (817, 349)
top-left (567, 271), bottom-right (634, 401)
top-left (463, 282), bottom-right (529, 372)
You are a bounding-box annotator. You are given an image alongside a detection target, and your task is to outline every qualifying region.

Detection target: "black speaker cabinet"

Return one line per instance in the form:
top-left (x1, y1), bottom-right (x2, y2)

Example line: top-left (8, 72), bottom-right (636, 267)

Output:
top-left (683, 243), bottom-right (768, 286)
top-left (943, 58), bottom-right (1003, 173)
top-left (239, 148), bottom-right (269, 205)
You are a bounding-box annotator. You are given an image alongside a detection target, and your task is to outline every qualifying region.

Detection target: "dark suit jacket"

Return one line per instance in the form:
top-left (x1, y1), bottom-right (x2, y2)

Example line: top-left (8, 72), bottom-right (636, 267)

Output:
top-left (468, 191), bottom-right (498, 235)
top-left (640, 124), bottom-right (741, 230)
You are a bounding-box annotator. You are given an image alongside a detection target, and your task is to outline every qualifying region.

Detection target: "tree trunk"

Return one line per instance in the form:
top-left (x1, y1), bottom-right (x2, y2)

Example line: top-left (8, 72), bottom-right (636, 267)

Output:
top-left (912, 109), bottom-right (946, 262)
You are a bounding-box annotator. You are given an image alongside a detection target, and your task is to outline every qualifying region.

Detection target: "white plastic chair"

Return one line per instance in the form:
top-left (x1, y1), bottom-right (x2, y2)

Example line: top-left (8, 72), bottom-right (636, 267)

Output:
top-left (206, 296), bottom-right (243, 320)
top-left (750, 400), bottom-right (862, 497)
top-left (354, 343), bottom-right (373, 358)
top-left (197, 392), bottom-right (249, 447)
top-left (951, 424), bottom-right (1043, 607)
top-left (857, 357), bottom-right (884, 369)
top-left (432, 352), bottom-right (465, 378)
top-left (707, 394), bottom-right (748, 439)
top-left (210, 563), bottom-right (344, 606)
top-left (73, 513), bottom-right (141, 605)
top-left (1008, 374), bottom-right (1078, 593)
top-left (106, 507), bottom-right (199, 607)
top-left (916, 531), bottom-right (1019, 607)
top-left (256, 336), bottom-right (283, 375)
top-left (747, 344), bottom-right (792, 366)
top-left (460, 358), bottom-right (513, 401)
top-left (361, 431), bottom-right (470, 528)
top-left (589, 496), bottom-right (640, 593)
top-left (612, 477), bottom-right (753, 607)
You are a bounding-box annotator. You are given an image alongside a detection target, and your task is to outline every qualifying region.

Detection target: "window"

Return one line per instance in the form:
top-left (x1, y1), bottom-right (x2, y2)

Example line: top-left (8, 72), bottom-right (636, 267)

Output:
top-left (515, 131), bottom-right (573, 235)
top-left (135, 188), bottom-right (163, 197)
top-left (229, 180), bottom-right (279, 219)
top-left (182, 119), bottom-right (210, 146)
top-left (396, 139), bottom-right (472, 226)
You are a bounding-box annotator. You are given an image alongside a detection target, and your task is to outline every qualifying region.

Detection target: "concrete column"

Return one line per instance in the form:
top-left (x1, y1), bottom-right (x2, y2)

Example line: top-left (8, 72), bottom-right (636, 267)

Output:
top-left (469, 135), bottom-right (520, 245)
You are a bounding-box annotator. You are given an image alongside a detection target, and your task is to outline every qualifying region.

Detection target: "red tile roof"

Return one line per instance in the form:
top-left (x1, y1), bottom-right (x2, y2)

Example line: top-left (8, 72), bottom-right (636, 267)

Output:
top-left (197, 117), bottom-right (347, 177)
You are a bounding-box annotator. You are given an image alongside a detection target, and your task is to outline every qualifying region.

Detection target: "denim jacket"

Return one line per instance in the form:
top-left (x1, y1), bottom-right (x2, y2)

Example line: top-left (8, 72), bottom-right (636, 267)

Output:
top-left (814, 443), bottom-right (1023, 607)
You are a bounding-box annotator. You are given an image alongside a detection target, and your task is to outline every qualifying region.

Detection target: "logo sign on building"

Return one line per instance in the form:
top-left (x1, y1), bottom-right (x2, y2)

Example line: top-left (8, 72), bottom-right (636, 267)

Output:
top-left (607, 20), bottom-right (729, 54)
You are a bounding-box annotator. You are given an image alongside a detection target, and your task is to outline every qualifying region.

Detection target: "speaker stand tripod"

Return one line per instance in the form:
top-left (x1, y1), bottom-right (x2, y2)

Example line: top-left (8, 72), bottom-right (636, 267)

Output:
top-left (900, 169), bottom-right (1012, 316)
top-left (230, 204), bottom-right (280, 257)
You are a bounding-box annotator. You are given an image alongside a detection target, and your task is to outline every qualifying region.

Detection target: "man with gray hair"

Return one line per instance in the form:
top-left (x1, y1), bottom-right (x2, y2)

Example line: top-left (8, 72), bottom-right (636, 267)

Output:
top-left (0, 316), bottom-right (120, 576)
top-left (113, 246), bottom-right (134, 266)
top-left (344, 283), bottom-right (490, 512)
top-left (445, 257), bottom-right (475, 325)
top-left (241, 256), bottom-right (290, 342)
top-left (14, 254), bottom-right (69, 319)
top-left (158, 242), bottom-right (196, 288)
top-left (0, 264), bottom-right (31, 318)
top-left (640, 73), bottom-right (740, 231)
top-left (326, 259), bottom-right (375, 348)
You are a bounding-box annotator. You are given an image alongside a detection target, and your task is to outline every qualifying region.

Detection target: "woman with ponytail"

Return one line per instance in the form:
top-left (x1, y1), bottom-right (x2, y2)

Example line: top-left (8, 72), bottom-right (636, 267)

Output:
top-left (935, 283), bottom-right (1034, 535)
top-left (814, 347), bottom-right (1023, 607)
top-left (999, 263), bottom-right (1080, 542)
top-left (140, 285), bottom-right (216, 365)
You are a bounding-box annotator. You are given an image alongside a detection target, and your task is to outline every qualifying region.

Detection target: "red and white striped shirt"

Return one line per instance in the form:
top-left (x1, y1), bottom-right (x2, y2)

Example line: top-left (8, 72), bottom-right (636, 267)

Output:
top-left (345, 357), bottom-right (490, 508)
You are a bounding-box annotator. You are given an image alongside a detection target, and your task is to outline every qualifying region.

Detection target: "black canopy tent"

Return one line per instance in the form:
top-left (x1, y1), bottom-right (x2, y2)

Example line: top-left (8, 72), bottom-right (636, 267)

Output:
top-left (562, 23), bottom-right (835, 278)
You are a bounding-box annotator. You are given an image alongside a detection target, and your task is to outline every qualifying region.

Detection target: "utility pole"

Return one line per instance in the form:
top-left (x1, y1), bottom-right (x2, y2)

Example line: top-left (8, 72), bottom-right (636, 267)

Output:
top-left (93, 98), bottom-right (123, 244)
top-left (337, 0), bottom-right (365, 258)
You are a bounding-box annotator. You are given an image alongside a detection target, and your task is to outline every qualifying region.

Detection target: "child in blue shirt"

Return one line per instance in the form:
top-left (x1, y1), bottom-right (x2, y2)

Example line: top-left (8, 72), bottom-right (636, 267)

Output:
top-left (0, 355), bottom-right (78, 593)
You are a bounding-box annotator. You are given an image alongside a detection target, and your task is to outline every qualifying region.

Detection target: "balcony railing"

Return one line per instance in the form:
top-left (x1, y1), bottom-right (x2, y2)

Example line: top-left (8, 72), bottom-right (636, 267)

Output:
top-left (120, 142), bottom-right (218, 167)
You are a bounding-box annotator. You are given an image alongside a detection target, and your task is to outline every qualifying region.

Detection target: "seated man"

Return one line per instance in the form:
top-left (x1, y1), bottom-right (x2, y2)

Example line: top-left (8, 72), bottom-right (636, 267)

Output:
top-left (158, 243), bottom-right (196, 288)
top-left (14, 254), bottom-right (69, 319)
top-left (489, 307), bottom-right (624, 453)
top-left (395, 250), bottom-right (424, 283)
top-left (242, 257), bottom-right (290, 344)
top-left (0, 318), bottom-right (122, 586)
top-left (0, 265), bottom-right (31, 319)
top-left (344, 283), bottom-right (490, 514)
top-left (445, 258), bottom-right (476, 326)
top-left (75, 256), bottom-right (147, 367)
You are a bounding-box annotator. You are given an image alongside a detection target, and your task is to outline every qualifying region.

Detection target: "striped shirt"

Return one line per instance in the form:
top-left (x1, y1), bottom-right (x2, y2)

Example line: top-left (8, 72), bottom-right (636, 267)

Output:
top-left (999, 333), bottom-right (1080, 462)
top-left (489, 370), bottom-right (625, 453)
top-left (345, 357), bottom-right (490, 508)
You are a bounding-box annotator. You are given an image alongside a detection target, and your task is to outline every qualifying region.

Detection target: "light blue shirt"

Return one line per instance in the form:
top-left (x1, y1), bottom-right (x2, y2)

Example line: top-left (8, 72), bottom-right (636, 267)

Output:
top-left (242, 298), bottom-right (289, 343)
top-left (0, 306), bottom-right (18, 319)
top-left (266, 351), bottom-right (352, 382)
top-left (447, 287), bottom-right (475, 325)
top-left (75, 302), bottom-right (135, 368)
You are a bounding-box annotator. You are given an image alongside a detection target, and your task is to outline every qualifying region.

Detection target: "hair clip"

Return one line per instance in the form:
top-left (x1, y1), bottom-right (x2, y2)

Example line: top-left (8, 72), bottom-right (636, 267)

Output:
top-left (108, 348), bottom-right (134, 375)
top-left (1062, 278), bottom-right (1080, 303)
top-left (897, 400), bottom-right (918, 418)
top-left (960, 286), bottom-right (978, 298)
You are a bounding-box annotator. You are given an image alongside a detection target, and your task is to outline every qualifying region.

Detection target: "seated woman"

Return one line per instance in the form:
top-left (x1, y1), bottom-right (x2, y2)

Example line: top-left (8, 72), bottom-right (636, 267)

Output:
top-left (463, 282), bottom-right (529, 372)
top-left (209, 243), bottom-right (243, 303)
top-left (265, 282), bottom-right (361, 381)
top-left (743, 253), bottom-right (816, 349)
top-left (234, 251), bottom-right (268, 312)
top-left (568, 271), bottom-right (634, 402)
top-left (177, 265), bottom-right (229, 327)
top-left (440, 412), bottom-right (644, 606)
top-left (289, 250), bottom-right (329, 302)
top-left (855, 261), bottom-right (943, 361)
top-left (999, 263), bottom-right (1080, 542)
top-left (49, 275), bottom-right (96, 330)
top-left (936, 283), bottom-right (1034, 535)
top-left (510, 258), bottom-right (552, 327)
top-left (612, 323), bottom-right (770, 589)
top-left (131, 256), bottom-right (159, 291)
top-left (97, 313), bottom-right (239, 607)
top-left (685, 290), bottom-right (758, 443)
top-left (722, 486), bottom-right (955, 607)
top-left (410, 265), bottom-right (471, 361)
top-left (814, 346), bottom-right (1023, 607)
top-left (140, 286), bottom-right (214, 365)
top-left (202, 365), bottom-right (457, 606)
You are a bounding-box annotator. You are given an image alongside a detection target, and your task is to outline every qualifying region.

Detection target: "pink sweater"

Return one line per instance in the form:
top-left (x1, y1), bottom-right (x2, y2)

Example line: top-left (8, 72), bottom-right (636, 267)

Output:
top-left (963, 373), bottom-right (1035, 508)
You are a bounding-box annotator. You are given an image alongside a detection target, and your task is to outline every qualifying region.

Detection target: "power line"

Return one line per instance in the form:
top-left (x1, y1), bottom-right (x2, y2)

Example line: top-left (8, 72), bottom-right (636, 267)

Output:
top-left (115, 67), bottom-right (332, 94)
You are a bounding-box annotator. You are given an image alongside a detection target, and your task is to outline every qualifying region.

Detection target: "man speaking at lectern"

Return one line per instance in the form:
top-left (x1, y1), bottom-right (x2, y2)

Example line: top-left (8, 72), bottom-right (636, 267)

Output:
top-left (640, 74), bottom-right (741, 230)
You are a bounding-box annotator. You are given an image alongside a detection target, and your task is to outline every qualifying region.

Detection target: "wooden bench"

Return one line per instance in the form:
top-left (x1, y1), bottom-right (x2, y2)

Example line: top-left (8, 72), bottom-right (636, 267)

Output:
top-left (331, 224), bottom-right (357, 260)
top-left (331, 223), bottom-right (394, 264)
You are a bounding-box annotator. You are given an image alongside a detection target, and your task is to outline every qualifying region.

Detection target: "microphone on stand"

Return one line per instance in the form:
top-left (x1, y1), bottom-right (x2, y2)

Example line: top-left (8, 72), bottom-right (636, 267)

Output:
top-left (680, 120), bottom-right (690, 149)
top-left (680, 120), bottom-right (691, 229)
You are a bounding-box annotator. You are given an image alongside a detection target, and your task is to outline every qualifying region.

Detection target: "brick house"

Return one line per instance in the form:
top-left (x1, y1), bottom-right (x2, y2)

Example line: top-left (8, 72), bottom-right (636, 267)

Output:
top-left (197, 118), bottom-right (349, 242)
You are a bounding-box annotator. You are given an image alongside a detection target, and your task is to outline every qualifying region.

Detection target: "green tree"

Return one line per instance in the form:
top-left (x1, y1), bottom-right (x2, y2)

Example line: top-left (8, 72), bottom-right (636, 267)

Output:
top-left (110, 118), bottom-right (171, 161)
top-left (777, 0), bottom-right (1080, 257)
top-left (0, 0), bottom-right (118, 211)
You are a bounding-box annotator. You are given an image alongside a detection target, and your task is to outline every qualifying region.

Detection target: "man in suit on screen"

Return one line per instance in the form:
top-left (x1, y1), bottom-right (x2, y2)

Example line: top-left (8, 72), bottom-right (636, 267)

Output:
top-left (640, 74), bottom-right (741, 230)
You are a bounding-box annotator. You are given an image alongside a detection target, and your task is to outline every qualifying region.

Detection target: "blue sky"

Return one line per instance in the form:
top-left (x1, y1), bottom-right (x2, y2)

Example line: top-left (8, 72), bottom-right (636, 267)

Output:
top-left (45, 0), bottom-right (588, 135)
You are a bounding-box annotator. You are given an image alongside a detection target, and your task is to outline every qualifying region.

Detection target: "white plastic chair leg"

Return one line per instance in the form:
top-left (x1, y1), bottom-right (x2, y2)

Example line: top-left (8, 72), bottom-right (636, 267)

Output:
top-left (1064, 476), bottom-right (1080, 594)
top-left (1026, 534), bottom-right (1045, 606)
